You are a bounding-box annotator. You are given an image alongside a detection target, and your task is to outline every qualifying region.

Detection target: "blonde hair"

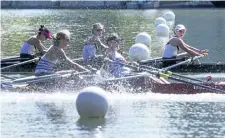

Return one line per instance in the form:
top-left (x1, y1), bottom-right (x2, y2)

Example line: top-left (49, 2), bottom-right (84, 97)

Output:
top-left (52, 30), bottom-right (70, 46)
top-left (92, 23), bottom-right (104, 34)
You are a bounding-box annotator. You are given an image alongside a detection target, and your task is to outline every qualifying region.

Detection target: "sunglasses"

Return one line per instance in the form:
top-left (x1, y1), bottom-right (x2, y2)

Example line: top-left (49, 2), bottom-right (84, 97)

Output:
top-left (64, 38), bottom-right (70, 42)
top-left (177, 30), bottom-right (184, 33)
top-left (96, 29), bottom-right (103, 32)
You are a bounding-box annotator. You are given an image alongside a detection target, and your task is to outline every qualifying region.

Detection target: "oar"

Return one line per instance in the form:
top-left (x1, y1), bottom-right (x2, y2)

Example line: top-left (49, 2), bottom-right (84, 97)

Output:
top-left (141, 65), bottom-right (203, 83)
top-left (162, 55), bottom-right (205, 71)
top-left (1, 70), bottom-right (93, 89)
top-left (138, 57), bottom-right (186, 65)
top-left (1, 74), bottom-right (15, 80)
top-left (0, 57), bottom-right (40, 71)
top-left (104, 58), bottom-right (225, 93)
top-left (140, 55), bottom-right (206, 83)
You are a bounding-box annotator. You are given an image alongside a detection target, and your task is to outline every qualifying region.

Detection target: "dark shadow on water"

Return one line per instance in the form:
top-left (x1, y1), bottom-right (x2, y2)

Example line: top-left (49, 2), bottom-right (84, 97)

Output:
top-left (76, 117), bottom-right (106, 131)
top-left (36, 102), bottom-right (67, 124)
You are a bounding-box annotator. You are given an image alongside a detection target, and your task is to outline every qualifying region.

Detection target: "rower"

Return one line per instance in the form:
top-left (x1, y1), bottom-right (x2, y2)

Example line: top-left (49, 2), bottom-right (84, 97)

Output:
top-left (162, 24), bottom-right (208, 67)
top-left (82, 23), bottom-right (108, 67)
top-left (20, 25), bottom-right (52, 59)
top-left (100, 33), bottom-right (132, 78)
top-left (35, 30), bottom-right (87, 76)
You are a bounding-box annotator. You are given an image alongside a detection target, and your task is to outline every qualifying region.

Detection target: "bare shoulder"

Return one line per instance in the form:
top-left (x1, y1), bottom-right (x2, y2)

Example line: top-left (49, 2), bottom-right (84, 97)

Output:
top-left (169, 37), bottom-right (183, 46)
top-left (27, 36), bottom-right (39, 45)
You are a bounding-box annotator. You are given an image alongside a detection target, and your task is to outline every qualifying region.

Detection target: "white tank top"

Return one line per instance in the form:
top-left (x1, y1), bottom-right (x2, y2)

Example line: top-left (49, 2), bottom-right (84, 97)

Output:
top-left (109, 51), bottom-right (131, 77)
top-left (162, 44), bottom-right (178, 58)
top-left (20, 42), bottom-right (34, 55)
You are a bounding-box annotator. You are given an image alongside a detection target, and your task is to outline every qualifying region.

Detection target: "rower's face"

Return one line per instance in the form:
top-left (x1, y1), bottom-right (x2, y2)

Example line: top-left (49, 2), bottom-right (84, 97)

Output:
top-left (94, 28), bottom-right (103, 37)
top-left (176, 29), bottom-right (186, 38)
top-left (60, 37), bottom-right (69, 49)
top-left (109, 40), bottom-right (119, 51)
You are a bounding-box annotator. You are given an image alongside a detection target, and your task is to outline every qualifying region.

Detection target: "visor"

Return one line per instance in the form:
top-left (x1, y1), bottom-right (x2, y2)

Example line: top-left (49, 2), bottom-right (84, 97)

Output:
top-left (44, 31), bottom-right (52, 39)
top-left (175, 24), bottom-right (186, 31)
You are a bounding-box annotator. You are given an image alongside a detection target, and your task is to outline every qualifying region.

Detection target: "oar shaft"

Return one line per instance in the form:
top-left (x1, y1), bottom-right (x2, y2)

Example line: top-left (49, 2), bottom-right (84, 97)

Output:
top-left (162, 55), bottom-right (204, 71)
top-left (165, 75), bottom-right (225, 93)
top-left (140, 65), bottom-right (203, 83)
top-left (1, 57), bottom-right (39, 71)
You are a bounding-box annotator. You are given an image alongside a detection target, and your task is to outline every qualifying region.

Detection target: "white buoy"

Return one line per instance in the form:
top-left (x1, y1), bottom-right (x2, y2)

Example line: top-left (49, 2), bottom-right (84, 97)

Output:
top-left (129, 43), bottom-right (150, 61)
top-left (76, 86), bottom-right (109, 118)
top-left (156, 24), bottom-right (170, 37)
top-left (163, 11), bottom-right (175, 22)
top-left (155, 17), bottom-right (166, 27)
top-left (135, 32), bottom-right (151, 47)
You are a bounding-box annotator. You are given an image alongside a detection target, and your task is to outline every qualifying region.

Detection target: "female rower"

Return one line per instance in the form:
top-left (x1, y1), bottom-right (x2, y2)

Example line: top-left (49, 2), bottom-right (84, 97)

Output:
top-left (101, 33), bottom-right (169, 84)
top-left (82, 23), bottom-right (108, 61)
top-left (20, 25), bottom-right (52, 59)
top-left (162, 24), bottom-right (208, 67)
top-left (100, 33), bottom-right (131, 78)
top-left (35, 30), bottom-right (88, 76)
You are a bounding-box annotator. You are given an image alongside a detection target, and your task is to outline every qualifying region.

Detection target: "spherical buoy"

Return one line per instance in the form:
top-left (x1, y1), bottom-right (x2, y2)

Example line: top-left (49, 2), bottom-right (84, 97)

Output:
top-left (76, 86), bottom-right (109, 118)
top-left (156, 24), bottom-right (170, 37)
top-left (135, 32), bottom-right (151, 47)
top-left (163, 11), bottom-right (175, 22)
top-left (155, 17), bottom-right (166, 27)
top-left (129, 43), bottom-right (150, 61)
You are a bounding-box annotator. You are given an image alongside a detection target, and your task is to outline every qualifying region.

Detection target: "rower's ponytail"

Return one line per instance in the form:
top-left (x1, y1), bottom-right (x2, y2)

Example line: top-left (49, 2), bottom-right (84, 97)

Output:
top-left (38, 25), bottom-right (45, 35)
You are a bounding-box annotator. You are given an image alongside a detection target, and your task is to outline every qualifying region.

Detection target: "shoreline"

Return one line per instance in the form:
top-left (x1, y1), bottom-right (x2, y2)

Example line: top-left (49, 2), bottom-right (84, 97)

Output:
top-left (1, 1), bottom-right (219, 9)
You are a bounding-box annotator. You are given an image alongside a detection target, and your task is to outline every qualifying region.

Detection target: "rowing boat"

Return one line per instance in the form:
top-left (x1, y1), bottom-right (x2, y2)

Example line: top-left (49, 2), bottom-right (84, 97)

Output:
top-left (1, 55), bottom-right (225, 73)
top-left (2, 71), bottom-right (225, 94)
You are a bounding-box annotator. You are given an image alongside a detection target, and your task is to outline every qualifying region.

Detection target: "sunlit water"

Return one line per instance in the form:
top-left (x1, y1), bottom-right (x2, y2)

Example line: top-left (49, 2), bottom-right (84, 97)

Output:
top-left (1, 9), bottom-right (225, 138)
top-left (1, 92), bottom-right (225, 138)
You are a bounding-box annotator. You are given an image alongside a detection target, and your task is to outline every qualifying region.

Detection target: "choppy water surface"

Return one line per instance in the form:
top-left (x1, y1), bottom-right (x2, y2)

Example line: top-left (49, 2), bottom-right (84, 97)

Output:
top-left (1, 92), bottom-right (225, 138)
top-left (1, 9), bottom-right (225, 138)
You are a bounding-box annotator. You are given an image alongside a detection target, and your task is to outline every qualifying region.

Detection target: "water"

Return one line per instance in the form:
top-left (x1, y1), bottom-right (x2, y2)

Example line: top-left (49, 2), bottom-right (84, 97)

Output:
top-left (1, 9), bottom-right (225, 138)
top-left (1, 92), bottom-right (225, 138)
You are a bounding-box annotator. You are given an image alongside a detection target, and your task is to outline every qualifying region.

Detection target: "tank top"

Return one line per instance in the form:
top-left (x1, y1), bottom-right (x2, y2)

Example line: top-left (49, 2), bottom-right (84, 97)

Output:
top-left (35, 57), bottom-right (57, 75)
top-left (109, 51), bottom-right (131, 77)
top-left (82, 45), bottom-right (96, 61)
top-left (162, 43), bottom-right (178, 58)
top-left (20, 42), bottom-right (35, 55)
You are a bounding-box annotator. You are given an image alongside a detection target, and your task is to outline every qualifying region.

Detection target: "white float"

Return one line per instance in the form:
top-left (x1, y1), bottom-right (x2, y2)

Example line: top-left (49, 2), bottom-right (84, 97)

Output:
top-left (163, 11), bottom-right (175, 22)
top-left (155, 17), bottom-right (166, 27)
top-left (129, 43), bottom-right (150, 61)
top-left (156, 24), bottom-right (170, 37)
top-left (135, 32), bottom-right (151, 47)
top-left (76, 86), bottom-right (109, 118)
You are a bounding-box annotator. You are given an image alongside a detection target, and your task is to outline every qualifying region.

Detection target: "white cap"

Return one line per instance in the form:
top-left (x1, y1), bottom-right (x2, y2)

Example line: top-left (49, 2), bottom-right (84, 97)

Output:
top-left (175, 24), bottom-right (186, 31)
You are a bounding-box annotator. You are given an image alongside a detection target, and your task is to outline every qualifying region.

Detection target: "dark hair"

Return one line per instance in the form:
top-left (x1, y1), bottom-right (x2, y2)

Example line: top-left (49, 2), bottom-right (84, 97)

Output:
top-left (38, 25), bottom-right (50, 35)
top-left (106, 33), bottom-right (121, 44)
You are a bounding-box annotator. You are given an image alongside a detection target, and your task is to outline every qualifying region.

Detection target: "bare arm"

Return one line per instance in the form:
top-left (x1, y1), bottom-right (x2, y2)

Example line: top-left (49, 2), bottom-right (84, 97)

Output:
top-left (175, 38), bottom-right (201, 56)
top-left (60, 49), bottom-right (89, 72)
top-left (35, 40), bottom-right (47, 55)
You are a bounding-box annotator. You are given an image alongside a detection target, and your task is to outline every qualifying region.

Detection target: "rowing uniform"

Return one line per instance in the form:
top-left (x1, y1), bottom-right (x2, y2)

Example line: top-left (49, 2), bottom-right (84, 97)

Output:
top-left (20, 42), bottom-right (36, 59)
top-left (82, 44), bottom-right (96, 61)
top-left (35, 57), bottom-right (57, 76)
top-left (162, 43), bottom-right (179, 67)
top-left (109, 51), bottom-right (131, 78)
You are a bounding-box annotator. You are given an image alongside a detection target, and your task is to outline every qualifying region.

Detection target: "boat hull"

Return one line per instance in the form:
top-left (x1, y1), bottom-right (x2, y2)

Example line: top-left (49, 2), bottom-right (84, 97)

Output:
top-left (1, 56), bottom-right (225, 73)
top-left (2, 72), bottom-right (225, 94)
